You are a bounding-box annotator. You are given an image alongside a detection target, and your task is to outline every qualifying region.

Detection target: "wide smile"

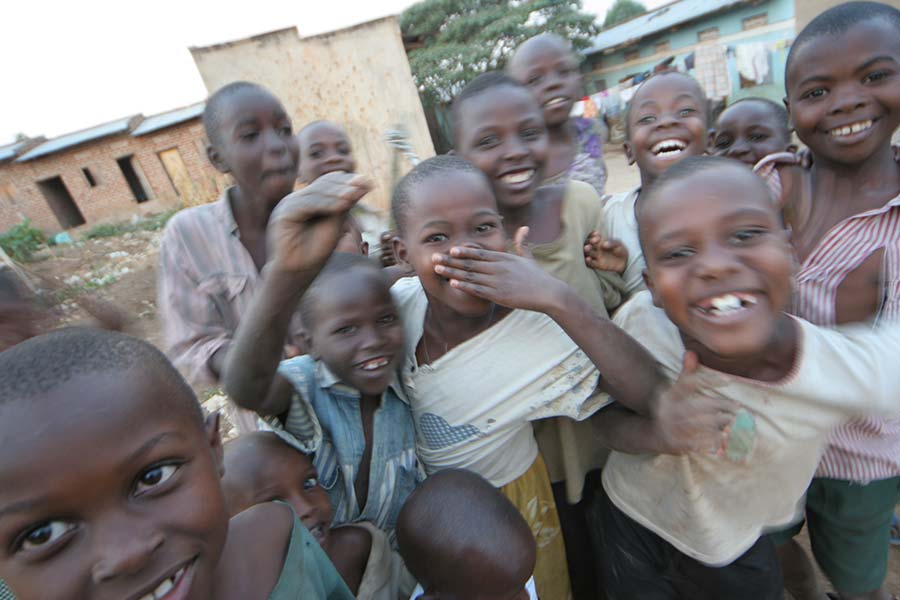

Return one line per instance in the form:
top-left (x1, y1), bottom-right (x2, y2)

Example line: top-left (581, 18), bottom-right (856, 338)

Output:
top-left (691, 291), bottom-right (761, 324)
top-left (650, 138), bottom-right (688, 159)
top-left (133, 558), bottom-right (195, 600)
top-left (307, 522), bottom-right (329, 545)
top-left (498, 168), bottom-right (536, 190)
top-left (543, 96), bottom-right (569, 109)
top-left (826, 118), bottom-right (876, 144)
top-left (356, 356), bottom-right (391, 372)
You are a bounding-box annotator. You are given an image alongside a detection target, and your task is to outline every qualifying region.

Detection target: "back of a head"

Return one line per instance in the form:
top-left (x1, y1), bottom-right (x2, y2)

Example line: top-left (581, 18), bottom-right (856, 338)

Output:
top-left (203, 81), bottom-right (271, 147)
top-left (397, 469), bottom-right (536, 596)
top-left (786, 2), bottom-right (900, 81)
top-left (0, 327), bottom-right (200, 421)
top-left (391, 154), bottom-right (488, 236)
top-left (298, 252), bottom-right (386, 327)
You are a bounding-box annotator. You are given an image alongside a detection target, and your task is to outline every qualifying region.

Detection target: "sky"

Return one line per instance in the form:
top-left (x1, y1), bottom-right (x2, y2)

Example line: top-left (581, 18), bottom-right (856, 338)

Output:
top-left (0, 0), bottom-right (665, 145)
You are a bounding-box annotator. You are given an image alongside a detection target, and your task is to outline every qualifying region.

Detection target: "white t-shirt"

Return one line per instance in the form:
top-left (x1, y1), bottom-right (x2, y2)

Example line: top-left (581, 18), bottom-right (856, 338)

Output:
top-left (410, 576), bottom-right (538, 599)
top-left (600, 187), bottom-right (645, 297)
top-left (604, 291), bottom-right (900, 566)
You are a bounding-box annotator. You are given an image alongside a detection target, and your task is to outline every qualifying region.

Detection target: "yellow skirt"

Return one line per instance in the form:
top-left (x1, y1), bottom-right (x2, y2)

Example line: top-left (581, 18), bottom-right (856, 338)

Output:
top-left (501, 454), bottom-right (572, 600)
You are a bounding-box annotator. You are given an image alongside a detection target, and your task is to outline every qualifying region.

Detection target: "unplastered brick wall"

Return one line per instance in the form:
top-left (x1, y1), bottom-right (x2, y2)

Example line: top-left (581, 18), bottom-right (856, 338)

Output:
top-left (0, 119), bottom-right (229, 234)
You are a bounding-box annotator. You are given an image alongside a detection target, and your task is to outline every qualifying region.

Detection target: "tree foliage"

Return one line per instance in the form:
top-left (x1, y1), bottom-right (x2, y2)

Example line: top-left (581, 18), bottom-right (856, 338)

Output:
top-left (401, 0), bottom-right (600, 106)
top-left (602, 0), bottom-right (646, 29)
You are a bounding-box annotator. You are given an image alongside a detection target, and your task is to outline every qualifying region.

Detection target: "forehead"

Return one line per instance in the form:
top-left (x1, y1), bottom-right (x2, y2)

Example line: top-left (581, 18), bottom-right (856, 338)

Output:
top-left (407, 172), bottom-right (498, 225)
top-left (458, 86), bottom-right (542, 128)
top-left (313, 268), bottom-right (392, 314)
top-left (299, 122), bottom-right (349, 147)
top-left (718, 102), bottom-right (777, 128)
top-left (632, 75), bottom-right (704, 110)
top-left (510, 38), bottom-right (573, 71)
top-left (218, 89), bottom-right (286, 126)
top-left (226, 438), bottom-right (310, 485)
top-left (787, 19), bottom-right (900, 87)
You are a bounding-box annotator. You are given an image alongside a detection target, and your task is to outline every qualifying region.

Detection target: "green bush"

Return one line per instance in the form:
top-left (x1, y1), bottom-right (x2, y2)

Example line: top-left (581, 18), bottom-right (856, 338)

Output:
top-left (83, 208), bottom-right (180, 240)
top-left (84, 223), bottom-right (128, 239)
top-left (0, 220), bottom-right (46, 262)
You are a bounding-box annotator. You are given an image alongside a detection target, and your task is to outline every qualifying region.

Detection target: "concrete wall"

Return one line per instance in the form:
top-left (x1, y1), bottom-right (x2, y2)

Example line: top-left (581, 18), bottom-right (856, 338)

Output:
top-left (0, 120), bottom-right (229, 234)
top-left (190, 17), bottom-right (435, 214)
top-left (586, 0), bottom-right (795, 104)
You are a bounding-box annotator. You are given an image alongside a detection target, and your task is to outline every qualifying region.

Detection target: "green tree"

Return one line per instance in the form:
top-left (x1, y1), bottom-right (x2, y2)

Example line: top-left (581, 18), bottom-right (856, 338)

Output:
top-left (401, 0), bottom-right (600, 107)
top-left (602, 0), bottom-right (646, 29)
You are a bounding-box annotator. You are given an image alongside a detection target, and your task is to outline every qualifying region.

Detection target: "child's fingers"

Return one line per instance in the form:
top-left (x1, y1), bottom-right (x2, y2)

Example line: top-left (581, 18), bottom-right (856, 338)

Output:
top-left (432, 253), bottom-right (495, 275)
top-left (448, 278), bottom-right (494, 299)
top-left (434, 263), bottom-right (495, 283)
top-left (446, 246), bottom-right (505, 262)
top-left (513, 226), bottom-right (530, 257)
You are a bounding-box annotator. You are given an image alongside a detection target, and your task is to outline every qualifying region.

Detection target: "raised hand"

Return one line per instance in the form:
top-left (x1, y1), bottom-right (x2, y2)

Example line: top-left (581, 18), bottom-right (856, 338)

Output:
top-left (650, 352), bottom-right (740, 455)
top-left (268, 172), bottom-right (372, 273)
top-left (583, 231), bottom-right (628, 274)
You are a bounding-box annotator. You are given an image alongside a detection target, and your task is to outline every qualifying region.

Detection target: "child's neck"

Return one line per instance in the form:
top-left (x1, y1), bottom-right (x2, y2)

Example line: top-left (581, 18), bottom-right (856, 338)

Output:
top-left (547, 118), bottom-right (576, 145)
top-left (230, 187), bottom-right (279, 233)
top-left (422, 296), bottom-right (510, 360)
top-left (810, 145), bottom-right (900, 212)
top-left (499, 186), bottom-right (563, 244)
top-left (685, 315), bottom-right (798, 382)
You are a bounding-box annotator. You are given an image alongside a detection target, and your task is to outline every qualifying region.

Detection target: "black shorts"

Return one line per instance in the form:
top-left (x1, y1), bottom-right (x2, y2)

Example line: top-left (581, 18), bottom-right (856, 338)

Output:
top-left (594, 486), bottom-right (784, 600)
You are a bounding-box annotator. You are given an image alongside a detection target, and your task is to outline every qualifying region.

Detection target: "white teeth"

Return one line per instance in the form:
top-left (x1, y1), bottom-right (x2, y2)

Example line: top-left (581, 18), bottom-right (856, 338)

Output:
top-left (703, 293), bottom-right (758, 316)
top-left (830, 120), bottom-right (872, 137)
top-left (154, 578), bottom-right (174, 598)
top-left (501, 170), bottom-right (534, 184)
top-left (361, 357), bottom-right (389, 371)
top-left (651, 139), bottom-right (688, 155)
top-left (544, 97), bottom-right (567, 107)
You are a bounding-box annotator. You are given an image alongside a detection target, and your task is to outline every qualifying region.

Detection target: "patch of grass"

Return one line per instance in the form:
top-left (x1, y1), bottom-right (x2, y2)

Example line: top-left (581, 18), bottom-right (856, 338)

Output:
top-left (83, 208), bottom-right (180, 240)
top-left (0, 220), bottom-right (47, 262)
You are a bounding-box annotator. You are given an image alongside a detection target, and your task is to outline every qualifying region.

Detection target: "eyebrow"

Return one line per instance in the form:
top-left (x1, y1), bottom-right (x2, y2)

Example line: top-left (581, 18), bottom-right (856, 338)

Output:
top-left (0, 494), bottom-right (55, 520)
top-left (419, 219), bottom-right (451, 231)
top-left (856, 55), bottom-right (899, 72)
top-left (126, 432), bottom-right (183, 465)
top-left (652, 207), bottom-right (775, 244)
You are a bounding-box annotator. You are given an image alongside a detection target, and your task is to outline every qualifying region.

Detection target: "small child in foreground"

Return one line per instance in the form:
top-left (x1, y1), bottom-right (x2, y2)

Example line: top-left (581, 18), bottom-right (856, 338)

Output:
top-left (710, 97), bottom-right (794, 168)
top-left (594, 156), bottom-right (900, 599)
top-left (397, 469), bottom-right (538, 600)
top-left (0, 328), bottom-right (353, 600)
top-left (222, 432), bottom-right (415, 599)
top-left (224, 174), bottom-right (419, 541)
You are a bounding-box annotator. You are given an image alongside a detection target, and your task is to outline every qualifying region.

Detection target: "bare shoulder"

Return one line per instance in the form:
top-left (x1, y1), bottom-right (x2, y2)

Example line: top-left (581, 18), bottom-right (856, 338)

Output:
top-left (214, 502), bottom-right (294, 599)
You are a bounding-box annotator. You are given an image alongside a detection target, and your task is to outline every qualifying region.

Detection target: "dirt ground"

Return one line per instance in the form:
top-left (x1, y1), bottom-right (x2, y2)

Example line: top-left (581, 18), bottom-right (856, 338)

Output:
top-left (15, 144), bottom-right (900, 595)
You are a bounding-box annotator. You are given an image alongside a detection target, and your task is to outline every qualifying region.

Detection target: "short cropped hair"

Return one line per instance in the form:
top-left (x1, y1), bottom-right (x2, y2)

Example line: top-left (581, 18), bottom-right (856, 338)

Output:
top-left (396, 469), bottom-right (535, 594)
top-left (298, 252), bottom-right (387, 328)
top-left (624, 70), bottom-right (708, 140)
top-left (0, 328), bottom-right (201, 422)
top-left (391, 154), bottom-right (487, 235)
top-left (786, 2), bottom-right (900, 84)
top-left (451, 71), bottom-right (531, 142)
top-left (203, 81), bottom-right (269, 147)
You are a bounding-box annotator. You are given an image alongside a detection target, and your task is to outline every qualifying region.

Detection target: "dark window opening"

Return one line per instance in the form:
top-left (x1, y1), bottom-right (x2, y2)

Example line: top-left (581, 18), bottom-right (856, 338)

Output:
top-left (116, 155), bottom-right (149, 203)
top-left (37, 176), bottom-right (86, 230)
top-left (82, 167), bottom-right (97, 187)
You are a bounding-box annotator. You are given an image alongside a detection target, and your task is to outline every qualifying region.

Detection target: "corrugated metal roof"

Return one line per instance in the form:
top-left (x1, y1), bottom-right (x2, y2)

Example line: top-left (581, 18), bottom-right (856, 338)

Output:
top-left (16, 117), bottom-right (135, 162)
top-left (131, 102), bottom-right (205, 136)
top-left (0, 140), bottom-right (27, 162)
top-left (585, 0), bottom-right (747, 54)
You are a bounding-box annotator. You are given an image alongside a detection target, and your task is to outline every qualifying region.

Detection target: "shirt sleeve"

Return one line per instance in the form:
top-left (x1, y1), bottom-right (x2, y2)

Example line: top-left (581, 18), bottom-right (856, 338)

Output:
top-left (263, 357), bottom-right (323, 454)
top-left (156, 216), bottom-right (232, 387)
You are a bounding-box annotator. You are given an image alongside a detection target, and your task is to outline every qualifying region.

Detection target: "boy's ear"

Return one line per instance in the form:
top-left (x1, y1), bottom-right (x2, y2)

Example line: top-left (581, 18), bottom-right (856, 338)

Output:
top-left (205, 412), bottom-right (225, 478)
top-left (393, 237), bottom-right (410, 267)
top-left (642, 269), bottom-right (663, 308)
top-left (301, 331), bottom-right (318, 360)
top-left (207, 144), bottom-right (230, 174)
top-left (623, 141), bottom-right (636, 165)
top-left (360, 240), bottom-right (370, 257)
top-left (707, 130), bottom-right (718, 154)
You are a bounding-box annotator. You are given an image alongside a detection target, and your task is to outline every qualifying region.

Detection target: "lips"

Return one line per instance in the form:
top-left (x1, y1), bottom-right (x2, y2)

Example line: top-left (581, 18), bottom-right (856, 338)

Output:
top-left (650, 138), bottom-right (688, 157)
top-left (693, 292), bottom-right (759, 317)
top-left (828, 119), bottom-right (873, 138)
top-left (543, 96), bottom-right (569, 109)
top-left (357, 356), bottom-right (390, 371)
top-left (308, 523), bottom-right (328, 545)
top-left (135, 559), bottom-right (193, 600)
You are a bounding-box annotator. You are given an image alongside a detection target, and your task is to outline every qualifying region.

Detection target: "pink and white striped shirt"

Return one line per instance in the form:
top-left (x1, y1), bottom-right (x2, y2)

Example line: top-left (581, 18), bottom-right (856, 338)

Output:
top-left (756, 154), bottom-right (900, 483)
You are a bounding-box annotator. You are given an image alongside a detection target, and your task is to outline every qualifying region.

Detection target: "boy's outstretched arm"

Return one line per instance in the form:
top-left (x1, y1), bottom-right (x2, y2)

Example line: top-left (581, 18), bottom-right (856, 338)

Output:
top-left (223, 173), bottom-right (371, 416)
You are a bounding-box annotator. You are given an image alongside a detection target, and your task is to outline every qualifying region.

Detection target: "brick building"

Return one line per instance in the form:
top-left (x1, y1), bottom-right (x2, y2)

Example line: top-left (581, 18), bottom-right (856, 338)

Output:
top-left (0, 103), bottom-right (229, 234)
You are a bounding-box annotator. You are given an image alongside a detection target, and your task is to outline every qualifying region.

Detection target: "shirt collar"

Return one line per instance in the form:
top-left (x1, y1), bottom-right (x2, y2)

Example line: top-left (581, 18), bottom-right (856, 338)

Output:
top-left (213, 186), bottom-right (240, 236)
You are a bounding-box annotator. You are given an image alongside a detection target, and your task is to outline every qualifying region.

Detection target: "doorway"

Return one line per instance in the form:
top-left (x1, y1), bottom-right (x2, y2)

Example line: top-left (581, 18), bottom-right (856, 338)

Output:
top-left (116, 155), bottom-right (150, 203)
top-left (158, 148), bottom-right (197, 204)
top-left (37, 176), bottom-right (86, 229)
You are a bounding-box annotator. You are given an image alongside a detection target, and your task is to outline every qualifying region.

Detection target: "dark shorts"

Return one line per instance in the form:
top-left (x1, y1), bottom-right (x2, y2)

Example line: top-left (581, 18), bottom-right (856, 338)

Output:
top-left (769, 476), bottom-right (900, 594)
top-left (595, 487), bottom-right (783, 600)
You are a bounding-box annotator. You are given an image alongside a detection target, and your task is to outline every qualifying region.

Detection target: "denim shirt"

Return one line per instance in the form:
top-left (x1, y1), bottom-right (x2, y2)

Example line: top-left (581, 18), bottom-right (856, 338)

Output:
top-left (274, 355), bottom-right (420, 539)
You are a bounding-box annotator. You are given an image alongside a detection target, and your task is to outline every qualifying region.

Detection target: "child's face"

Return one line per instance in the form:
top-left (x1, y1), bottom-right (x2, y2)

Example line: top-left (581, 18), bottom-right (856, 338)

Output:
top-left (307, 268), bottom-right (404, 396)
top-left (222, 438), bottom-right (333, 548)
top-left (711, 102), bottom-right (790, 167)
top-left (208, 88), bottom-right (300, 204)
top-left (508, 40), bottom-right (582, 128)
top-left (334, 219), bottom-right (369, 256)
top-left (298, 122), bottom-right (356, 183)
top-left (0, 371), bottom-right (227, 600)
top-left (455, 86), bottom-right (549, 211)
top-left (625, 74), bottom-right (708, 181)
top-left (642, 165), bottom-right (794, 360)
top-left (786, 19), bottom-right (900, 167)
top-left (395, 172), bottom-right (506, 317)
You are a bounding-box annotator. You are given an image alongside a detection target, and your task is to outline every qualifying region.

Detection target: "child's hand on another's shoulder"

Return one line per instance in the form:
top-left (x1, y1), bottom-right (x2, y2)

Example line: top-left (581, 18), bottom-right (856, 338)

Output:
top-left (651, 352), bottom-right (739, 455)
top-left (268, 172), bottom-right (371, 273)
top-left (584, 231), bottom-right (628, 275)
top-left (433, 227), bottom-right (566, 313)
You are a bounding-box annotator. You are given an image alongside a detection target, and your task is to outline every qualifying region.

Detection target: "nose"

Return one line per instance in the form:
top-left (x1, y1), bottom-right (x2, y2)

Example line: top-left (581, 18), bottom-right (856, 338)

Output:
top-left (828, 83), bottom-right (867, 116)
top-left (286, 490), bottom-right (320, 525)
top-left (92, 519), bottom-right (165, 584)
top-left (263, 128), bottom-right (288, 155)
top-left (359, 324), bottom-right (388, 352)
top-left (656, 112), bottom-right (679, 129)
top-left (695, 245), bottom-right (740, 280)
top-left (502, 137), bottom-right (529, 161)
top-left (726, 138), bottom-right (750, 158)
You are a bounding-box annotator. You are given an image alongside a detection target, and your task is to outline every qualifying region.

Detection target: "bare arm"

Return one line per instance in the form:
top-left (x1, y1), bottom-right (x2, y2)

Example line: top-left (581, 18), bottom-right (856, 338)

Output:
top-left (223, 173), bottom-right (372, 416)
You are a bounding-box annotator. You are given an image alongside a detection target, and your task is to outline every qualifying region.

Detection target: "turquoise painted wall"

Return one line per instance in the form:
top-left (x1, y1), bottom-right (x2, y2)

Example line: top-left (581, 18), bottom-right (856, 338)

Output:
top-left (585, 0), bottom-right (795, 104)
